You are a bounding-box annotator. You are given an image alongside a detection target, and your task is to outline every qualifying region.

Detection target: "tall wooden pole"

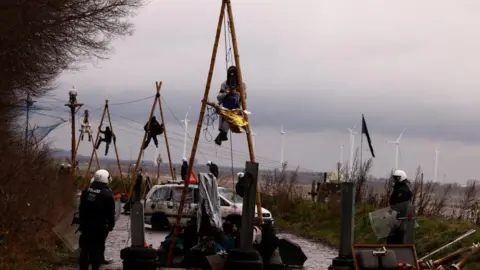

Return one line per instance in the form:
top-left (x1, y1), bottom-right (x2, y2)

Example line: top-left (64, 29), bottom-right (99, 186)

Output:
top-left (65, 88), bottom-right (83, 183)
top-left (106, 104), bottom-right (125, 192)
top-left (167, 1), bottom-right (226, 265)
top-left (83, 102), bottom-right (107, 189)
top-left (225, 0), bottom-right (263, 218)
top-left (128, 83), bottom-right (162, 198)
top-left (156, 82), bottom-right (175, 180)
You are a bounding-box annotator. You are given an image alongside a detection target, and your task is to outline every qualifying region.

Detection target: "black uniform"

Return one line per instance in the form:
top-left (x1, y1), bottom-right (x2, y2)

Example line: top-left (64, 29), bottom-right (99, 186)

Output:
top-left (143, 116), bottom-right (164, 150)
top-left (95, 127), bottom-right (114, 155)
top-left (78, 181), bottom-right (116, 270)
top-left (181, 161), bottom-right (188, 181)
top-left (209, 163), bottom-right (219, 179)
top-left (386, 180), bottom-right (412, 244)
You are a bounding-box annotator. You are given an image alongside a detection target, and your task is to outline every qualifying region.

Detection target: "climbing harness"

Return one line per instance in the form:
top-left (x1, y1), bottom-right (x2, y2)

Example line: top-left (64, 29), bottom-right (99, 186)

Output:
top-left (79, 110), bottom-right (93, 141)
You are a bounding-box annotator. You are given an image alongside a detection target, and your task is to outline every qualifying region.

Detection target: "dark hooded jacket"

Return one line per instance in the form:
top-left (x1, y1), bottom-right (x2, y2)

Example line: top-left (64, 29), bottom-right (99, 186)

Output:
top-left (389, 181), bottom-right (412, 206)
top-left (144, 117), bottom-right (164, 135)
top-left (79, 181), bottom-right (115, 232)
top-left (181, 161), bottom-right (188, 178)
top-left (101, 127), bottom-right (113, 142)
top-left (208, 163), bottom-right (219, 178)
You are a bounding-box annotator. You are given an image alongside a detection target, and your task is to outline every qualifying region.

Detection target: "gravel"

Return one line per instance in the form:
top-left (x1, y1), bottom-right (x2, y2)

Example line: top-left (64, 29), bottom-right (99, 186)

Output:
top-left (57, 215), bottom-right (337, 269)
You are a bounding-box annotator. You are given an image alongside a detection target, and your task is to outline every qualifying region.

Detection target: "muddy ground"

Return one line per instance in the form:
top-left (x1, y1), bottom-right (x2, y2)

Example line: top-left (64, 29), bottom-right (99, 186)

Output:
top-left (58, 214), bottom-right (337, 269)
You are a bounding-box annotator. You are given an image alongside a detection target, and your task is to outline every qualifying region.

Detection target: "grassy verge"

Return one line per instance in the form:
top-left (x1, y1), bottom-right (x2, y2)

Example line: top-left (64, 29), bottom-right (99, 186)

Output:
top-left (261, 163), bottom-right (480, 269)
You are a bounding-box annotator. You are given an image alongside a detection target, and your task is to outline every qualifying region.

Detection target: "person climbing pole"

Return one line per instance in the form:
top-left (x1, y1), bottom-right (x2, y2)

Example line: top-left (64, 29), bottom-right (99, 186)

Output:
top-left (95, 126), bottom-right (115, 156)
top-left (80, 110), bottom-right (93, 141)
top-left (215, 65), bottom-right (247, 146)
top-left (206, 160), bottom-right (219, 179)
top-left (143, 116), bottom-right (164, 150)
top-left (181, 158), bottom-right (188, 181)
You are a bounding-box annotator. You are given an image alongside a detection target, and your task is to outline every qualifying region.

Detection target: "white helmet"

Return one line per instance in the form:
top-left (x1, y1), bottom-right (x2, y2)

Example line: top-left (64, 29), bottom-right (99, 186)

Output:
top-left (182, 158), bottom-right (187, 162)
top-left (237, 172), bottom-right (244, 178)
top-left (207, 161), bottom-right (212, 166)
top-left (93, 169), bottom-right (111, 184)
top-left (392, 170), bottom-right (407, 182)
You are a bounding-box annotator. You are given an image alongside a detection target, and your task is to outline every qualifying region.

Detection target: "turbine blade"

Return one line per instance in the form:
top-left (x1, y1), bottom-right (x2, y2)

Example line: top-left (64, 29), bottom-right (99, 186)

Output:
top-left (397, 128), bottom-right (406, 142)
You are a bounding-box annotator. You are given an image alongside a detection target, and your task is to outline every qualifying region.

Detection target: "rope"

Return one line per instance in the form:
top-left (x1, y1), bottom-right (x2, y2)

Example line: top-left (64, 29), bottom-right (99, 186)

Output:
top-left (203, 107), bottom-right (218, 142)
top-left (230, 130), bottom-right (236, 202)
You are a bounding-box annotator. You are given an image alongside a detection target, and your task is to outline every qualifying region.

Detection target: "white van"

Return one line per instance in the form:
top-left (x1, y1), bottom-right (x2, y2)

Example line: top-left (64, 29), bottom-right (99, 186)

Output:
top-left (144, 183), bottom-right (274, 230)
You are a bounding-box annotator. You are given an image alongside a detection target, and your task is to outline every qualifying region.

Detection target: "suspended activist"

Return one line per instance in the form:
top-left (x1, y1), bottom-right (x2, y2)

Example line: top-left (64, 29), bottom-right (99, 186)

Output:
top-left (206, 160), bottom-right (219, 179)
top-left (214, 65), bottom-right (247, 146)
top-left (78, 169), bottom-right (115, 270)
top-left (143, 116), bottom-right (164, 150)
top-left (387, 169), bottom-right (413, 245)
top-left (95, 126), bottom-right (115, 156)
top-left (80, 110), bottom-right (93, 141)
top-left (181, 158), bottom-right (188, 181)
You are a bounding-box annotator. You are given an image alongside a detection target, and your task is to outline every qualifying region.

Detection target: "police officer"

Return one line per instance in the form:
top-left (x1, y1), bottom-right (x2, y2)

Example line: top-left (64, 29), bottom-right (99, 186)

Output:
top-left (181, 158), bottom-right (188, 181)
top-left (235, 172), bottom-right (245, 197)
top-left (78, 169), bottom-right (116, 270)
top-left (387, 169), bottom-right (412, 244)
top-left (207, 160), bottom-right (219, 179)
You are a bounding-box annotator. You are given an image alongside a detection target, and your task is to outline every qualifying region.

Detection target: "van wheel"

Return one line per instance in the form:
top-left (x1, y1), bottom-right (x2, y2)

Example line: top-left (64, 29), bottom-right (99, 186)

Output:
top-left (226, 215), bottom-right (242, 230)
top-left (151, 213), bottom-right (169, 230)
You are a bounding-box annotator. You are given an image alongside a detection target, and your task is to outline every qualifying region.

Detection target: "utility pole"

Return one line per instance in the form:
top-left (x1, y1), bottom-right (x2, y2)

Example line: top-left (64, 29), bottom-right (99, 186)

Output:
top-left (65, 86), bottom-right (83, 182)
top-left (24, 93), bottom-right (35, 150)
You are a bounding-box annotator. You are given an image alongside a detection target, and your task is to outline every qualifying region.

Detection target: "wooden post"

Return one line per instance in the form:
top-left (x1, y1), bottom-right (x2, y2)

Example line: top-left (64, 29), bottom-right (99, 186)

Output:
top-left (225, 0), bottom-right (263, 218)
top-left (65, 91), bottom-right (83, 183)
top-left (106, 104), bottom-right (125, 192)
top-left (157, 83), bottom-right (175, 180)
top-left (240, 161), bottom-right (259, 250)
top-left (83, 101), bottom-right (107, 189)
top-left (127, 83), bottom-right (161, 199)
top-left (167, 1), bottom-right (226, 265)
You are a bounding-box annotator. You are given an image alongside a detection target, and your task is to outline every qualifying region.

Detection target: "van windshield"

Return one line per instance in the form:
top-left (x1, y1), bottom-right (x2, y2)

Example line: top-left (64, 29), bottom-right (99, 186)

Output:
top-left (218, 188), bottom-right (243, 204)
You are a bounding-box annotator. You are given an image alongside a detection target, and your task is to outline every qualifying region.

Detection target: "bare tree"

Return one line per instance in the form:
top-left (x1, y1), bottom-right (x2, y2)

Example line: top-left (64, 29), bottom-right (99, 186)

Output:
top-left (428, 184), bottom-right (452, 216)
top-left (458, 182), bottom-right (477, 219)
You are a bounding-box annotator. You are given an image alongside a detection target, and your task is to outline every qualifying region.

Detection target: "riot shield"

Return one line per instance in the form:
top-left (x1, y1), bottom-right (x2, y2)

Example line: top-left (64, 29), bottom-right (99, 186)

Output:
top-left (53, 199), bottom-right (121, 251)
top-left (52, 210), bottom-right (80, 251)
top-left (369, 202), bottom-right (419, 239)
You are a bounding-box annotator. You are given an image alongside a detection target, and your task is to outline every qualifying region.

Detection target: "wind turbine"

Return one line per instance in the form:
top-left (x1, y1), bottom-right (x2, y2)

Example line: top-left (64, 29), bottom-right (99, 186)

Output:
top-left (434, 147), bottom-right (439, 182)
top-left (280, 125), bottom-right (286, 168)
top-left (385, 128), bottom-right (406, 170)
top-left (339, 144), bottom-right (344, 170)
top-left (348, 124), bottom-right (357, 175)
top-left (180, 107), bottom-right (191, 159)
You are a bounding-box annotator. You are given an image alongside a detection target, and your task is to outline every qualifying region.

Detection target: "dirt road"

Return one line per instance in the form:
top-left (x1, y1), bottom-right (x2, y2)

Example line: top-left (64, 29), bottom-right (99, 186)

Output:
top-left (60, 214), bottom-right (337, 269)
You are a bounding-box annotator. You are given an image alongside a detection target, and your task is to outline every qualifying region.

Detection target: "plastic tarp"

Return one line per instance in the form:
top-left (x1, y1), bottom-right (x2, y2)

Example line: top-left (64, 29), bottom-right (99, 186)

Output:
top-left (217, 108), bottom-right (248, 134)
top-left (197, 173), bottom-right (222, 232)
top-left (369, 201), bottom-right (419, 239)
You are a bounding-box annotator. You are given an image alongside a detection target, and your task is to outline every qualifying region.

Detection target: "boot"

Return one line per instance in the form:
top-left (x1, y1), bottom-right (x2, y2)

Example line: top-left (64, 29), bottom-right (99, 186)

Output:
top-left (221, 131), bottom-right (228, 141)
top-left (214, 134), bottom-right (222, 146)
top-left (88, 135), bottom-right (92, 142)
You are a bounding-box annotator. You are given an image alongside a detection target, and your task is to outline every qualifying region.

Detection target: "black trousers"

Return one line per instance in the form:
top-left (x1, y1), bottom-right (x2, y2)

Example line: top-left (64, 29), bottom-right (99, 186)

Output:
top-left (95, 138), bottom-right (111, 155)
top-left (386, 229), bottom-right (405, 244)
top-left (143, 135), bottom-right (158, 149)
top-left (79, 229), bottom-right (108, 270)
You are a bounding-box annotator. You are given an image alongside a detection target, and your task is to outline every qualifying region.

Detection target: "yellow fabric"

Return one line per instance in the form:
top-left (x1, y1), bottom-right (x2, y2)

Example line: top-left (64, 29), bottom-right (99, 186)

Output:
top-left (219, 108), bottom-right (248, 133)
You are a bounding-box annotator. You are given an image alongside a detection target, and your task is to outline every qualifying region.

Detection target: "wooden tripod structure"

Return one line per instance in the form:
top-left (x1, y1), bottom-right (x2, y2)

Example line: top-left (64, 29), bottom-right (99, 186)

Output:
top-left (168, 0), bottom-right (261, 264)
top-left (76, 110), bottom-right (100, 173)
top-left (127, 82), bottom-right (175, 199)
top-left (82, 100), bottom-right (124, 191)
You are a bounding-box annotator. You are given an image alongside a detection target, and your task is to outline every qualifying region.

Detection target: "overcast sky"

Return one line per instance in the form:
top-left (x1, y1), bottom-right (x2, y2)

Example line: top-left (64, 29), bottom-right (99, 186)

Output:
top-left (30, 0), bottom-right (480, 183)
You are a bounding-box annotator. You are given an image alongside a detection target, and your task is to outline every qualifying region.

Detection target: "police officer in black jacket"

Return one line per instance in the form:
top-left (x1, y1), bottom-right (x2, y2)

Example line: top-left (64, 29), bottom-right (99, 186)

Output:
top-left (79, 169), bottom-right (116, 270)
top-left (207, 160), bottom-right (219, 179)
top-left (387, 169), bottom-right (412, 244)
top-left (181, 158), bottom-right (188, 181)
